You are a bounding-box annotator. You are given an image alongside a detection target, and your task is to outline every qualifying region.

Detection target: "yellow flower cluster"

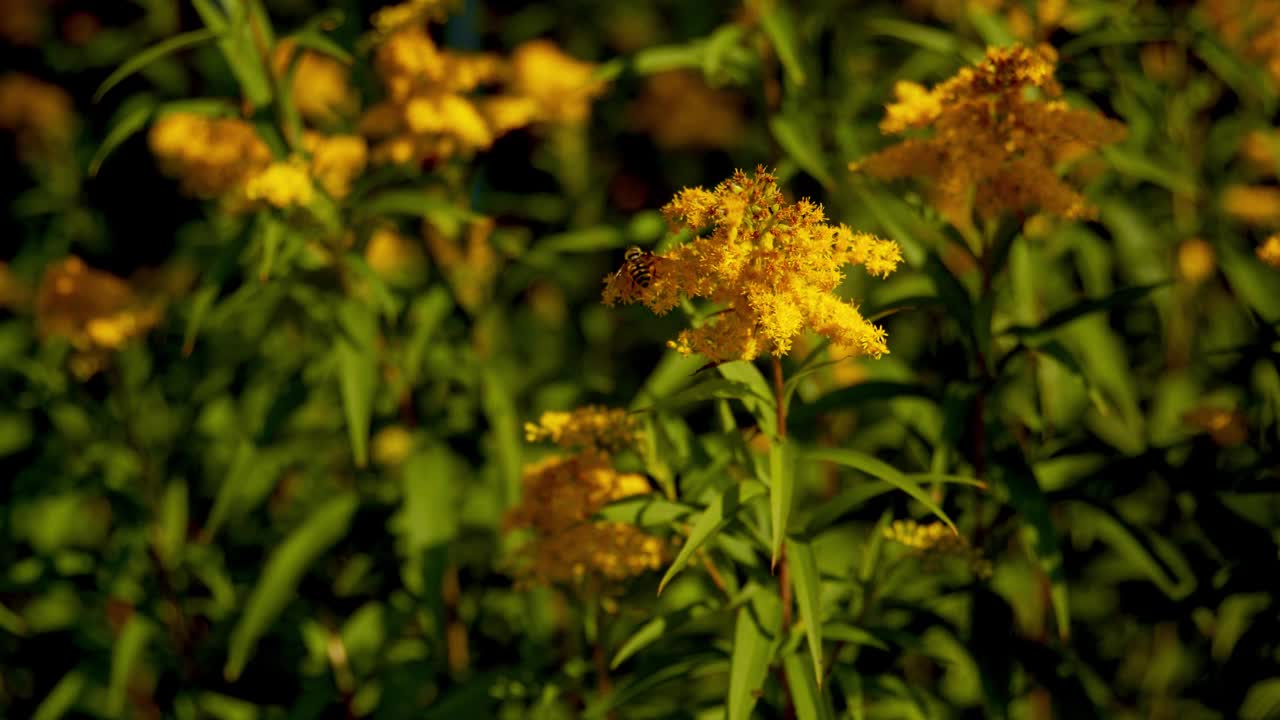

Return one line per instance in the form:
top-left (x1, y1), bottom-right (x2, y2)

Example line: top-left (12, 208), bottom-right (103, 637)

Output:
top-left (365, 226), bottom-right (428, 286)
top-left (884, 519), bottom-right (992, 577)
top-left (302, 132), bottom-right (368, 199)
top-left (370, 0), bottom-right (452, 35)
top-left (505, 459), bottom-right (665, 585)
top-left (35, 257), bottom-right (161, 378)
top-left (149, 113), bottom-right (272, 198)
top-left (852, 44), bottom-right (1126, 227)
top-left (272, 40), bottom-right (358, 123)
top-left (1201, 0), bottom-right (1280, 85)
top-left (628, 70), bottom-right (746, 149)
top-left (150, 113), bottom-right (369, 208)
top-left (604, 167), bottom-right (902, 362)
top-left (360, 26), bottom-right (604, 165)
top-left (0, 73), bottom-right (73, 156)
top-left (1223, 184), bottom-right (1280, 225)
top-left (1258, 234), bottom-right (1280, 267)
top-left (1177, 238), bottom-right (1216, 284)
top-left (524, 405), bottom-right (640, 453)
top-left (242, 158), bottom-right (316, 209)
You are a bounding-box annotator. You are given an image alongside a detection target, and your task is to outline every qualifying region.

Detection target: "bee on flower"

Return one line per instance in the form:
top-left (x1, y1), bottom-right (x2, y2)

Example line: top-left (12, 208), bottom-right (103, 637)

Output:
top-left (603, 167), bottom-right (902, 364)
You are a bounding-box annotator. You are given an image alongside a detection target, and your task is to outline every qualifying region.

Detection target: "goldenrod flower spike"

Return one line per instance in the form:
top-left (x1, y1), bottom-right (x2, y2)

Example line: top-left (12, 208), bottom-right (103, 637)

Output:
top-left (603, 167), bottom-right (902, 364)
top-left (523, 405), bottom-right (640, 454)
top-left (853, 44), bottom-right (1125, 227)
top-left (1258, 234), bottom-right (1280, 268)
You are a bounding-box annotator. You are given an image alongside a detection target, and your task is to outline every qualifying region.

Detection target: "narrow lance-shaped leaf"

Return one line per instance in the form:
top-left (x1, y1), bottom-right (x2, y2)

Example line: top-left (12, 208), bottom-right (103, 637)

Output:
top-left (90, 95), bottom-right (157, 176)
top-left (805, 447), bottom-right (959, 533)
top-left (728, 591), bottom-right (781, 720)
top-left (32, 670), bottom-right (85, 720)
top-left (93, 28), bottom-right (220, 102)
top-left (996, 447), bottom-right (1070, 641)
top-left (787, 537), bottom-right (825, 687)
top-left (225, 492), bottom-right (359, 680)
top-left (107, 616), bottom-right (153, 717)
top-left (658, 482), bottom-right (766, 595)
top-left (783, 651), bottom-right (837, 720)
top-left (770, 438), bottom-right (794, 566)
top-left (336, 300), bottom-right (377, 468)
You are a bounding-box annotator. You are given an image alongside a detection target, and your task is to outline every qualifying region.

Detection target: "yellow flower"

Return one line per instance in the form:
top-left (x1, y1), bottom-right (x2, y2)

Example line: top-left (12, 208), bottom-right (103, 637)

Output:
top-left (628, 70), bottom-right (746, 149)
top-left (1200, 0), bottom-right (1280, 85)
top-left (504, 449), bottom-right (664, 586)
top-left (604, 167), bottom-right (901, 363)
top-left (149, 112), bottom-right (272, 198)
top-left (1177, 238), bottom-right (1216, 284)
top-left (242, 159), bottom-right (315, 209)
top-left (508, 39), bottom-right (607, 126)
top-left (303, 132), bottom-right (367, 199)
top-left (852, 44), bottom-right (1126, 227)
top-left (35, 257), bottom-right (160, 354)
top-left (1258, 234), bottom-right (1280, 267)
top-left (364, 226), bottom-right (427, 287)
top-left (370, 0), bottom-right (452, 35)
top-left (0, 73), bottom-right (73, 155)
top-left (1240, 130), bottom-right (1280, 176)
top-left (1223, 184), bottom-right (1280, 225)
top-left (372, 425), bottom-right (416, 466)
top-left (524, 406), bottom-right (640, 454)
top-left (0, 0), bottom-right (46, 46)
top-left (884, 519), bottom-right (991, 577)
top-left (272, 40), bottom-right (357, 123)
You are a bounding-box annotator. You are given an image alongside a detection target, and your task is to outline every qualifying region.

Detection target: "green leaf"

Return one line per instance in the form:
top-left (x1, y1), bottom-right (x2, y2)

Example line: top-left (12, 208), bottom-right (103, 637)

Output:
top-left (658, 482), bottom-right (766, 595)
top-left (93, 28), bottom-right (220, 102)
top-left (480, 365), bottom-right (522, 506)
top-left (32, 670), bottom-right (85, 720)
top-left (922, 251), bottom-right (975, 336)
top-left (728, 591), bottom-right (781, 720)
top-left (1241, 678), bottom-right (1280, 720)
top-left (192, 0), bottom-right (273, 109)
top-left (1003, 283), bottom-right (1167, 339)
top-left (644, 377), bottom-right (771, 414)
top-left (595, 495), bottom-right (695, 527)
top-left (770, 439), bottom-right (794, 566)
top-left (156, 480), bottom-right (188, 569)
top-left (800, 482), bottom-right (897, 538)
top-left (1102, 146), bottom-right (1196, 195)
top-left (403, 447), bottom-right (458, 552)
top-left (759, 1), bottom-right (805, 86)
top-left (787, 538), bottom-right (825, 688)
top-left (717, 361), bottom-right (778, 437)
top-left (287, 27), bottom-right (352, 64)
top-left (995, 448), bottom-right (1069, 641)
top-left (850, 182), bottom-right (947, 267)
top-left (783, 651), bottom-right (836, 720)
top-left (532, 227), bottom-right (625, 255)
top-left (225, 492), bottom-right (359, 680)
top-left (108, 616), bottom-right (153, 717)
top-left (789, 381), bottom-right (936, 428)
top-left (354, 189), bottom-right (477, 234)
top-left (770, 115), bottom-right (834, 189)
top-left (863, 18), bottom-right (976, 57)
top-left (336, 300), bottom-right (377, 468)
top-left (824, 623), bottom-right (889, 650)
top-left (1219, 242), bottom-right (1280, 323)
top-left (90, 94), bottom-right (157, 176)
top-left (610, 603), bottom-right (704, 669)
top-left (1066, 501), bottom-right (1194, 599)
top-left (804, 448), bottom-right (958, 533)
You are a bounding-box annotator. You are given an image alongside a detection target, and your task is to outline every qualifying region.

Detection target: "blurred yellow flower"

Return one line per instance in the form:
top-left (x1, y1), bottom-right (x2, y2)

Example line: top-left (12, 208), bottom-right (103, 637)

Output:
top-left (505, 449), bottom-right (663, 586)
top-left (272, 40), bottom-right (357, 123)
top-left (604, 167), bottom-right (901, 363)
top-left (524, 406), bottom-right (639, 454)
top-left (629, 70), bottom-right (746, 149)
top-left (1222, 184), bottom-right (1280, 225)
top-left (1258, 234), bottom-right (1280, 267)
top-left (303, 132), bottom-right (367, 199)
top-left (0, 73), bottom-right (73, 156)
top-left (852, 44), bottom-right (1126, 227)
top-left (0, 0), bottom-right (46, 46)
top-left (242, 159), bottom-right (316, 209)
top-left (149, 112), bottom-right (272, 198)
top-left (371, 425), bottom-right (416, 466)
top-left (370, 0), bottom-right (452, 35)
top-left (1177, 238), bottom-right (1216, 284)
top-left (1140, 42), bottom-right (1188, 84)
top-left (364, 226), bottom-right (427, 286)
top-left (35, 257), bottom-right (160, 355)
top-left (1240, 130), bottom-right (1280, 176)
top-left (1201, 0), bottom-right (1280, 85)
top-left (508, 39), bottom-right (606, 126)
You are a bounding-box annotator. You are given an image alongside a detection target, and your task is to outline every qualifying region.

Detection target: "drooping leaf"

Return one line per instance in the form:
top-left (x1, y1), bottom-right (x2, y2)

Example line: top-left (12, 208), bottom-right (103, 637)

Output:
top-left (804, 447), bottom-right (958, 533)
top-left (225, 492), bottom-right (359, 680)
top-left (658, 481), bottom-right (766, 595)
top-left (93, 28), bottom-right (220, 102)
top-left (90, 94), bottom-right (157, 176)
top-left (32, 670), bottom-right (85, 720)
top-left (1003, 283), bottom-right (1167, 340)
